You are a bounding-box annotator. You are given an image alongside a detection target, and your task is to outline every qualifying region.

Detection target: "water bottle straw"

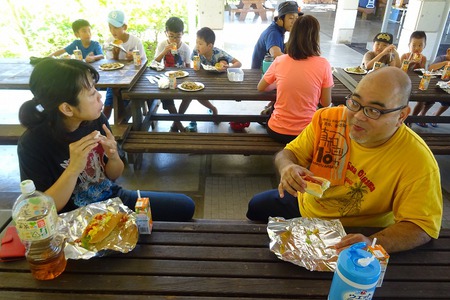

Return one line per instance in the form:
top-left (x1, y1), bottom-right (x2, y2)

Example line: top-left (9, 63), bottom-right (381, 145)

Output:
top-left (137, 190), bottom-right (141, 199)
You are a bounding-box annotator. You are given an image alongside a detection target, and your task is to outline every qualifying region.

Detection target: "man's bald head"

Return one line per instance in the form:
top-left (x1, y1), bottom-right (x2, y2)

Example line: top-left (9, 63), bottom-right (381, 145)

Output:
top-left (359, 67), bottom-right (412, 106)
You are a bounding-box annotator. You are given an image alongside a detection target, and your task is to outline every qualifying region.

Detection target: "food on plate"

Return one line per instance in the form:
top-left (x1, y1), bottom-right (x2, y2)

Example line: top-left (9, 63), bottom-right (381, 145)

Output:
top-left (99, 62), bottom-right (124, 70)
top-left (180, 81), bottom-right (203, 91)
top-left (345, 66), bottom-right (365, 74)
top-left (168, 70), bottom-right (187, 78)
top-left (302, 175), bottom-right (330, 198)
top-left (78, 212), bottom-right (128, 248)
top-left (114, 39), bottom-right (123, 45)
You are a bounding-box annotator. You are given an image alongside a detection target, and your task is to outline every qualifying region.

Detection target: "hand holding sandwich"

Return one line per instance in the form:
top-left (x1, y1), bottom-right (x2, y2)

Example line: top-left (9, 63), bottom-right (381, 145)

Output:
top-left (276, 149), bottom-right (330, 199)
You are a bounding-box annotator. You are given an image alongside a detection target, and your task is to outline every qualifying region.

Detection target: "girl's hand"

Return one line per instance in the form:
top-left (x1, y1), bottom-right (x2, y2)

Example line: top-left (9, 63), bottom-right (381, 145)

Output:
top-left (67, 131), bottom-right (102, 174)
top-left (98, 124), bottom-right (119, 159)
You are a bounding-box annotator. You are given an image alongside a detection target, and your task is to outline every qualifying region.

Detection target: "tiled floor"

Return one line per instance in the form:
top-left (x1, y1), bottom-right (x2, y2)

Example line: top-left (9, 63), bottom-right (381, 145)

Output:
top-left (1, 5), bottom-right (449, 228)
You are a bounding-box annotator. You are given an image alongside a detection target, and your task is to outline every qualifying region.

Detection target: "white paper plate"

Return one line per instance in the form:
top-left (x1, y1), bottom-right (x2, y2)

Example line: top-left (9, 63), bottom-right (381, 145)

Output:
top-left (344, 67), bottom-right (367, 75)
top-left (99, 63), bottom-right (125, 71)
top-left (165, 70), bottom-right (189, 78)
top-left (177, 82), bottom-right (205, 92)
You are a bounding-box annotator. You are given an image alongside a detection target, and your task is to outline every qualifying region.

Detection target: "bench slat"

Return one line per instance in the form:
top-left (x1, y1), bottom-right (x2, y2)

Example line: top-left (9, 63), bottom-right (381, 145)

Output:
top-left (0, 124), bottom-right (131, 145)
top-left (123, 132), bottom-right (284, 155)
top-left (122, 131), bottom-right (450, 157)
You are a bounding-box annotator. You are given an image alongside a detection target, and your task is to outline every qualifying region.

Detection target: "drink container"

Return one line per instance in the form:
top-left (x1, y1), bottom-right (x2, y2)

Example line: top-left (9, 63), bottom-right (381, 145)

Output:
top-left (193, 55), bottom-right (201, 71)
top-left (441, 62), bottom-right (450, 80)
top-left (367, 243), bottom-right (389, 287)
top-left (401, 59), bottom-right (410, 72)
top-left (132, 49), bottom-right (141, 66)
top-left (169, 73), bottom-right (177, 89)
top-left (262, 54), bottom-right (274, 74)
top-left (171, 43), bottom-right (178, 55)
top-left (12, 180), bottom-right (66, 280)
top-left (372, 62), bottom-right (382, 71)
top-left (328, 242), bottom-right (381, 300)
top-left (135, 193), bottom-right (153, 234)
top-left (73, 47), bottom-right (82, 60)
top-left (419, 73), bottom-right (431, 91)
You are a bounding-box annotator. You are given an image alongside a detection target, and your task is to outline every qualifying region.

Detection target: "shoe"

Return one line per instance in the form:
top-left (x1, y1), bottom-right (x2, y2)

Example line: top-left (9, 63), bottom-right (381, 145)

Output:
top-left (416, 123), bottom-right (428, 128)
top-left (185, 121), bottom-right (197, 132)
top-left (430, 123), bottom-right (438, 128)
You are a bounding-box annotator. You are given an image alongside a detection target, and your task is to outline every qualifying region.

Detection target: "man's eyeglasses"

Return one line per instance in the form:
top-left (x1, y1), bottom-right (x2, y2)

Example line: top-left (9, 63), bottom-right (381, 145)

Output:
top-left (345, 95), bottom-right (407, 120)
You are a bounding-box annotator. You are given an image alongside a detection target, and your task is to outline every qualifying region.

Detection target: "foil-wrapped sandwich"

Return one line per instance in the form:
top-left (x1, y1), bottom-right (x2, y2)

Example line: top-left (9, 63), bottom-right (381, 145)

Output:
top-left (58, 198), bottom-right (138, 260)
top-left (267, 217), bottom-right (346, 271)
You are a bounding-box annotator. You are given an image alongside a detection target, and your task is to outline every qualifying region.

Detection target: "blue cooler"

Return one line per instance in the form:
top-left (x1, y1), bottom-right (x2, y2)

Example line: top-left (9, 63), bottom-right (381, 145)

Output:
top-left (328, 242), bottom-right (381, 300)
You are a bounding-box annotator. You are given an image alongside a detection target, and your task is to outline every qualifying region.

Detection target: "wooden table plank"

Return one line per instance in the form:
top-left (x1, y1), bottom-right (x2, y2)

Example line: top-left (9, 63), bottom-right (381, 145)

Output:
top-left (0, 222), bottom-right (448, 298)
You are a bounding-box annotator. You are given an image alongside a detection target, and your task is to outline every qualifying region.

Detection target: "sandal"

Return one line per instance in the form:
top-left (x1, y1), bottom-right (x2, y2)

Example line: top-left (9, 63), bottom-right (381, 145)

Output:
top-left (416, 123), bottom-right (428, 128)
top-left (430, 123), bottom-right (438, 128)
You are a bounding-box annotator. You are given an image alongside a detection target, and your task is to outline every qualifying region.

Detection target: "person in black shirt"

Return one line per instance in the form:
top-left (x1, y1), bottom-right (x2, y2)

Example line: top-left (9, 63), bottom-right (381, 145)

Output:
top-left (18, 58), bottom-right (195, 220)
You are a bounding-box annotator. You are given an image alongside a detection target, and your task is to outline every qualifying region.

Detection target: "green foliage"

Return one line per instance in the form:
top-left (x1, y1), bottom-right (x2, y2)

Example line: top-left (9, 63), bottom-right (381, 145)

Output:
top-left (0, 0), bottom-right (190, 60)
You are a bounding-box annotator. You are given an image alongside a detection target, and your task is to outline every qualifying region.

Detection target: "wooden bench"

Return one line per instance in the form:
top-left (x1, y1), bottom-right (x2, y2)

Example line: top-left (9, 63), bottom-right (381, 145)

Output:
top-left (122, 131), bottom-right (284, 169)
top-left (229, 3), bottom-right (275, 21)
top-left (121, 129), bottom-right (450, 169)
top-left (0, 124), bottom-right (132, 145)
top-left (417, 133), bottom-right (450, 155)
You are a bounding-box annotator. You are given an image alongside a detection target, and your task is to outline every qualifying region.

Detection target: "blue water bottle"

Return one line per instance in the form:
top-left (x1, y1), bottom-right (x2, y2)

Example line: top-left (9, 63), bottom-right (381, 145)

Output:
top-left (262, 54), bottom-right (273, 74)
top-left (328, 242), bottom-right (381, 300)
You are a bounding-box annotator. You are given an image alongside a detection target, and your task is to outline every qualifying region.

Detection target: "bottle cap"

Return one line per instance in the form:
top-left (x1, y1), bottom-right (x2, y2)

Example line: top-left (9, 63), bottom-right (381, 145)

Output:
top-left (337, 242), bottom-right (381, 285)
top-left (20, 179), bottom-right (36, 194)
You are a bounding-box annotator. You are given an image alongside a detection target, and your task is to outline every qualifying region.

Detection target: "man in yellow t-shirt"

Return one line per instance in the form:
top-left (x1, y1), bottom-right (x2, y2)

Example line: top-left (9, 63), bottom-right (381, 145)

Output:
top-left (247, 67), bottom-right (443, 253)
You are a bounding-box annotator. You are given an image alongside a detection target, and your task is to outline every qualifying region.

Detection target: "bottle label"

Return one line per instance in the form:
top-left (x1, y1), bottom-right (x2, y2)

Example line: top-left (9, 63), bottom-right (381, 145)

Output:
top-left (15, 201), bottom-right (58, 242)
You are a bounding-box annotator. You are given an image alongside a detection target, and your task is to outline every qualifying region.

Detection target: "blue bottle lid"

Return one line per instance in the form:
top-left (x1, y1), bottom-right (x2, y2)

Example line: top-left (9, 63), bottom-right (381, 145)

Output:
top-left (337, 242), bottom-right (381, 286)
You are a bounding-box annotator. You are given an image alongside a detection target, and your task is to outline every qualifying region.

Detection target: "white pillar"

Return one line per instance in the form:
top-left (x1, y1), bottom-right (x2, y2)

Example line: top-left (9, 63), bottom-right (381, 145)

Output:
top-left (197, 0), bottom-right (225, 30)
top-left (332, 0), bottom-right (359, 44)
top-left (397, 0), bottom-right (450, 64)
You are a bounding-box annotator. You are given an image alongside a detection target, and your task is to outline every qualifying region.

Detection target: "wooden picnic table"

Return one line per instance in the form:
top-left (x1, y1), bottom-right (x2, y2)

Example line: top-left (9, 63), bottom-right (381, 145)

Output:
top-left (122, 68), bottom-right (277, 130)
top-left (0, 219), bottom-right (449, 299)
top-left (332, 67), bottom-right (450, 104)
top-left (332, 67), bottom-right (450, 124)
top-left (0, 58), bottom-right (148, 125)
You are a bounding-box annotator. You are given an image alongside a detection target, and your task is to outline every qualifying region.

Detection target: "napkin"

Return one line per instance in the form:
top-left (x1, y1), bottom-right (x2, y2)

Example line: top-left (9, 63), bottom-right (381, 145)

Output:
top-left (158, 77), bottom-right (169, 89)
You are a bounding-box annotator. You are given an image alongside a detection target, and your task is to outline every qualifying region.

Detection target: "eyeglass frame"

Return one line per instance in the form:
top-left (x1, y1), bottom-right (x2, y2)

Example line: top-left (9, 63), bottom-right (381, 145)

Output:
top-left (345, 94), bottom-right (407, 120)
top-left (166, 32), bottom-right (183, 40)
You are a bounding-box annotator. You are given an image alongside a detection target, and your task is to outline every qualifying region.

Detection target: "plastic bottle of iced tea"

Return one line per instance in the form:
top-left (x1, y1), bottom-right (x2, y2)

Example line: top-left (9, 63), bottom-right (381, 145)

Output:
top-left (12, 180), bottom-right (66, 280)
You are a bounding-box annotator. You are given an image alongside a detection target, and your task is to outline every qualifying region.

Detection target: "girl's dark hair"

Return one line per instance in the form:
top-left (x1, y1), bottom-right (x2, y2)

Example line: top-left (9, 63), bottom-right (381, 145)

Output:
top-left (197, 27), bottom-right (215, 45)
top-left (19, 58), bottom-right (99, 137)
top-left (286, 15), bottom-right (321, 60)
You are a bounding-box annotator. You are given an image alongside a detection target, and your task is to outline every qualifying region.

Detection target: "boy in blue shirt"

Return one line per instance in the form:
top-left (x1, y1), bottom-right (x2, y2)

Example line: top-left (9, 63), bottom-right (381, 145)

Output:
top-left (181, 27), bottom-right (241, 132)
top-left (49, 19), bottom-right (104, 63)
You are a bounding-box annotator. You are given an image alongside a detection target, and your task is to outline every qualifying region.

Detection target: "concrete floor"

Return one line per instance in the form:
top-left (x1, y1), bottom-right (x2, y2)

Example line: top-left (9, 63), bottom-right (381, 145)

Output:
top-left (0, 4), bottom-right (449, 228)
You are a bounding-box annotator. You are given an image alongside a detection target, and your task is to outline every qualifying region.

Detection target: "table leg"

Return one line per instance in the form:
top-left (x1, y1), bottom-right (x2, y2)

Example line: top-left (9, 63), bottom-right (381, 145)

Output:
top-left (239, 3), bottom-right (252, 21)
top-left (256, 4), bottom-right (268, 21)
top-left (112, 88), bottom-right (124, 124)
top-left (131, 101), bottom-right (143, 131)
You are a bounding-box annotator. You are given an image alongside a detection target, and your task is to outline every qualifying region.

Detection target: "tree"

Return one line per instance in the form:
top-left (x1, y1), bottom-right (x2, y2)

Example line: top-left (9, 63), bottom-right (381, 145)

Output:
top-left (1, 0), bottom-right (190, 60)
